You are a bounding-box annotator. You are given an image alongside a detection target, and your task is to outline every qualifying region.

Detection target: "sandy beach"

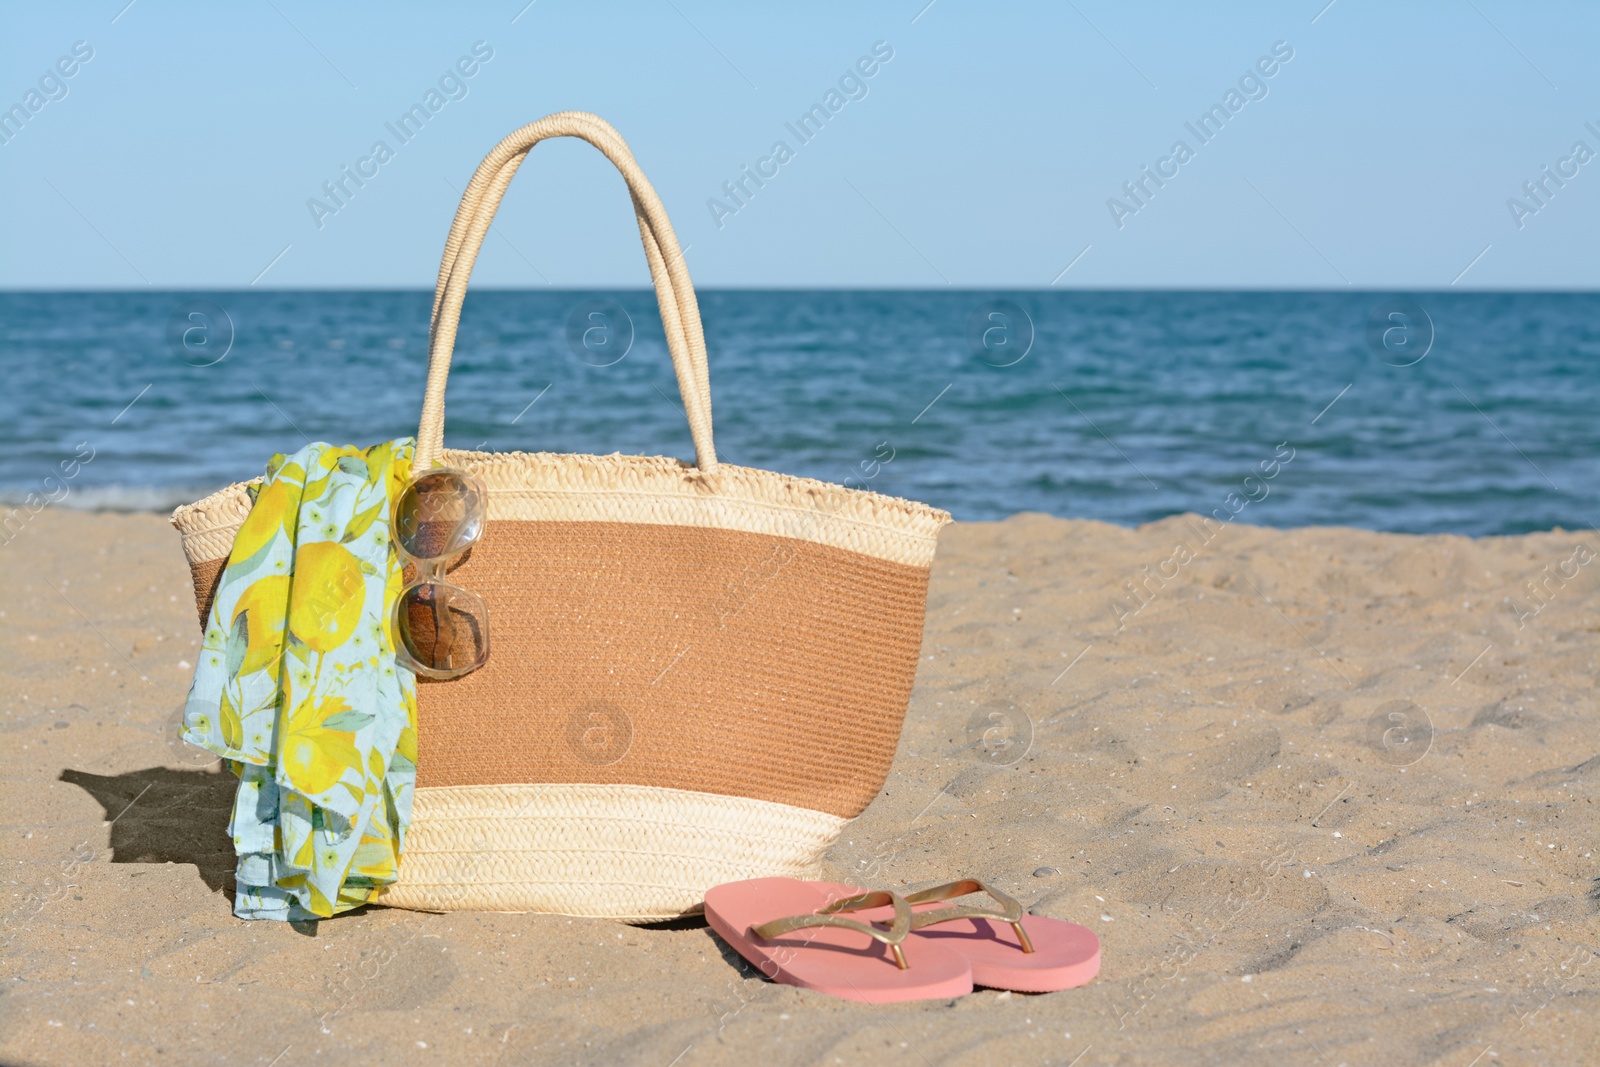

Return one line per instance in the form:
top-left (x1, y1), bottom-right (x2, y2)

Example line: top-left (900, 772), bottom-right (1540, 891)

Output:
top-left (3, 507), bottom-right (1596, 1066)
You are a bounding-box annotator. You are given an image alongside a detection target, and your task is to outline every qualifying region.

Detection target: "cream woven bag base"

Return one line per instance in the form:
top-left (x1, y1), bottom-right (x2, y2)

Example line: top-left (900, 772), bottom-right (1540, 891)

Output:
top-left (171, 111), bottom-right (950, 921)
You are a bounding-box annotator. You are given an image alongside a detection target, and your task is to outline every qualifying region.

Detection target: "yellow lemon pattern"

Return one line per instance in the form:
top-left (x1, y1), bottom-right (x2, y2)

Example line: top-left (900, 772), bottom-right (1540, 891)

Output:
top-left (181, 439), bottom-right (417, 921)
top-left (287, 541), bottom-right (367, 652)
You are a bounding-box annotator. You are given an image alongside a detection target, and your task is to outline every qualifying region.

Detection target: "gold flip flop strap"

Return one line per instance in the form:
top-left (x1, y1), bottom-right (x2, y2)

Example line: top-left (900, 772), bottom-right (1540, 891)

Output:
top-left (750, 890), bottom-right (913, 969)
top-left (903, 878), bottom-right (1035, 953)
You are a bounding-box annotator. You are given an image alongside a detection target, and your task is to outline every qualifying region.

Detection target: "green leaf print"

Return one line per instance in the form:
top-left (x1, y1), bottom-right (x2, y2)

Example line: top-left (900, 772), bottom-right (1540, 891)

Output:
top-left (225, 611), bottom-right (249, 681)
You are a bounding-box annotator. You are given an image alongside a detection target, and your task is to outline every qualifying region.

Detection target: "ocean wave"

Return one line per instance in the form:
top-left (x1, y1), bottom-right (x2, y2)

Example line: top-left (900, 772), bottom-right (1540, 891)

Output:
top-left (0, 485), bottom-right (213, 514)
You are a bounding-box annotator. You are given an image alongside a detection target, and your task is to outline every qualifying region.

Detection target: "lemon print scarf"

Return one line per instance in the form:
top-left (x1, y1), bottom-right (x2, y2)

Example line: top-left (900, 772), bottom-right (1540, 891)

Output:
top-left (181, 439), bottom-right (418, 921)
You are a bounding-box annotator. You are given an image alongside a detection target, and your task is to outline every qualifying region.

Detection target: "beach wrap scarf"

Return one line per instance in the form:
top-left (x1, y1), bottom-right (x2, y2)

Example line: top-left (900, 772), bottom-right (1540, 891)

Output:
top-left (181, 439), bottom-right (419, 921)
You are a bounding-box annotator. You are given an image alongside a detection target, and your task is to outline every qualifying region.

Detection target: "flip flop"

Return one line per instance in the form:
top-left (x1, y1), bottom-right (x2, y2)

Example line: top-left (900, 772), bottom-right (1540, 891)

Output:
top-left (861, 878), bottom-right (1101, 993)
top-left (704, 877), bottom-right (974, 1004)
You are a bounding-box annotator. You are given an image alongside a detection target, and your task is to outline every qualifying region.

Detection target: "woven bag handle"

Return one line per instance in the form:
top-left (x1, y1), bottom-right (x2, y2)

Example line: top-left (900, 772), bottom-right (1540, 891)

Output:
top-left (416, 111), bottom-right (717, 472)
top-left (426, 113), bottom-right (713, 427)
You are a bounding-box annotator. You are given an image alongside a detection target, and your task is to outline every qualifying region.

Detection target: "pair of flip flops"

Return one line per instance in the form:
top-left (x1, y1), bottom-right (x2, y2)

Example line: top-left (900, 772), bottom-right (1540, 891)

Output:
top-left (705, 877), bottom-right (1100, 1003)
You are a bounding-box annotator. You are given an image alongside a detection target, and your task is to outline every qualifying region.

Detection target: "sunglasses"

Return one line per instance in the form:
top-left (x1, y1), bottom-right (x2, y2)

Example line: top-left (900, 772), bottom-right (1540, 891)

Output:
top-left (391, 467), bottom-right (491, 680)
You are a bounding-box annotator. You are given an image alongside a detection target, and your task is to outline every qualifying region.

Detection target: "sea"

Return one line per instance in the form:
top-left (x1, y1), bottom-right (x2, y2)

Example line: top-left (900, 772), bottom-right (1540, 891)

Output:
top-left (2, 290), bottom-right (1595, 536)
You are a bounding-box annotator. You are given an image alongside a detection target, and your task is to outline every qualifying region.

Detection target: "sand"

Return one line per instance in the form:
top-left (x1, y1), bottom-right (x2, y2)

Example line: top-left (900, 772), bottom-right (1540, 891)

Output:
top-left (2, 507), bottom-right (1597, 1066)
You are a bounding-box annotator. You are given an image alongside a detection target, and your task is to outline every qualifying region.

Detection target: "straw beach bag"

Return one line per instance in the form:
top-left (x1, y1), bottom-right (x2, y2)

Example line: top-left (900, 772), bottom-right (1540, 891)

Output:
top-left (171, 112), bottom-right (949, 921)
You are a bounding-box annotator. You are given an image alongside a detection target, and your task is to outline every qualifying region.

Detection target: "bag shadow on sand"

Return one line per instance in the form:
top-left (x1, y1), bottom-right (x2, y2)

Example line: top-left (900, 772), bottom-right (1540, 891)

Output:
top-left (58, 766), bottom-right (237, 895)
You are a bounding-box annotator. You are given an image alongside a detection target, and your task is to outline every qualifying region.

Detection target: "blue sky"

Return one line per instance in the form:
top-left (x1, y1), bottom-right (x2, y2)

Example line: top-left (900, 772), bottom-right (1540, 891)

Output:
top-left (2, 1), bottom-right (1596, 289)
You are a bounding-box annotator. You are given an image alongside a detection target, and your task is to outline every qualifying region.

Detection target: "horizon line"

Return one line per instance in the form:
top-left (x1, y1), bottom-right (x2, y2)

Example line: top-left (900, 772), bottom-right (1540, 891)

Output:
top-left (3, 285), bottom-right (1598, 295)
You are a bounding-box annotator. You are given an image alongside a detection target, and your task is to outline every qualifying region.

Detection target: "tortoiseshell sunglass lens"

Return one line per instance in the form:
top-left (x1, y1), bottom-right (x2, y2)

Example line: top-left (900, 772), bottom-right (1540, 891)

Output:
top-left (394, 580), bottom-right (491, 680)
top-left (393, 469), bottom-right (486, 563)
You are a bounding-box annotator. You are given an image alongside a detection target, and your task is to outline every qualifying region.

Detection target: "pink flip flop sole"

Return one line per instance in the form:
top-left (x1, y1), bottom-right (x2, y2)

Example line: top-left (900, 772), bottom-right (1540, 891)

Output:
top-left (911, 911), bottom-right (1100, 992)
top-left (704, 878), bottom-right (974, 1004)
top-left (856, 901), bottom-right (1101, 993)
